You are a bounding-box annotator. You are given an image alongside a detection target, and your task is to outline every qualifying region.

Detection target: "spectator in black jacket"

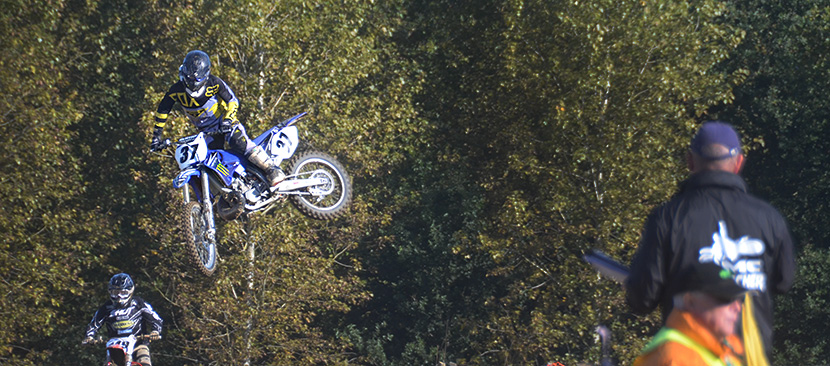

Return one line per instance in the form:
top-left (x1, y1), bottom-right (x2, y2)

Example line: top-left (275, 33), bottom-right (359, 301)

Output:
top-left (626, 121), bottom-right (796, 362)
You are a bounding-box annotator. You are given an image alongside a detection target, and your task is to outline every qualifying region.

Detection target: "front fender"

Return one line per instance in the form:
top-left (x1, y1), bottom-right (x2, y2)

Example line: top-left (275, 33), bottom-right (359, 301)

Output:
top-left (173, 168), bottom-right (200, 188)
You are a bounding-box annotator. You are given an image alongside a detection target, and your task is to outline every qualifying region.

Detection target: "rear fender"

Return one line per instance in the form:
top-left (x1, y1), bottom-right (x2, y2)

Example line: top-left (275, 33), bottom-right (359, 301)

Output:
top-left (252, 112), bottom-right (305, 166)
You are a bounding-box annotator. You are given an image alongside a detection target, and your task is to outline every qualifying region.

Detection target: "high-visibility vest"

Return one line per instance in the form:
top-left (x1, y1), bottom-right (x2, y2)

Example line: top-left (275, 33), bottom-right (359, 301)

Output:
top-left (641, 328), bottom-right (737, 366)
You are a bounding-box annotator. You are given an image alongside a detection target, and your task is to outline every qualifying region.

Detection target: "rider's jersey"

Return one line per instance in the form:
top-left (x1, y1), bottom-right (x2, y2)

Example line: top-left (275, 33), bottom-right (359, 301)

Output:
top-left (85, 297), bottom-right (163, 338)
top-left (154, 75), bottom-right (239, 132)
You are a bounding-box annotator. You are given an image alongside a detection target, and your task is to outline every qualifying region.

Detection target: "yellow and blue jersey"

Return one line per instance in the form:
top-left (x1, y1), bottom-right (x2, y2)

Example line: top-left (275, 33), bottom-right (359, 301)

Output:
top-left (155, 75), bottom-right (239, 132)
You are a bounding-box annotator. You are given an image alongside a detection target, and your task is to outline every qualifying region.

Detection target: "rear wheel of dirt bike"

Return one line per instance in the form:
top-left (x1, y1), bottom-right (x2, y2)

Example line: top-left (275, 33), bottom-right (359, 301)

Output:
top-left (286, 150), bottom-right (352, 220)
top-left (180, 201), bottom-right (217, 276)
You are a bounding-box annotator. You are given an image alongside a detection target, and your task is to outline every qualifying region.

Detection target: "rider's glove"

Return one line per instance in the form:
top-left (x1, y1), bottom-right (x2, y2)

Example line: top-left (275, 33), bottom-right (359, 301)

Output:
top-left (82, 336), bottom-right (94, 345)
top-left (219, 119), bottom-right (234, 134)
top-left (148, 331), bottom-right (161, 341)
top-left (150, 126), bottom-right (164, 151)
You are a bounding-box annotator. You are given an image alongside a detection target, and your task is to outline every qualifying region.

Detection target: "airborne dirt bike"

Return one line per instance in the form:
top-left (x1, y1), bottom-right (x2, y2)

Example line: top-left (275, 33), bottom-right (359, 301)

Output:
top-left (85, 334), bottom-right (155, 366)
top-left (156, 112), bottom-right (352, 276)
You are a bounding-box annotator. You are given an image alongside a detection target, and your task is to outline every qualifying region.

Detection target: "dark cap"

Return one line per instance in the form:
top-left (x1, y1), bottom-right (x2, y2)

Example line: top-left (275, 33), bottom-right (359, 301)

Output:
top-left (690, 121), bottom-right (742, 160)
top-left (680, 262), bottom-right (748, 303)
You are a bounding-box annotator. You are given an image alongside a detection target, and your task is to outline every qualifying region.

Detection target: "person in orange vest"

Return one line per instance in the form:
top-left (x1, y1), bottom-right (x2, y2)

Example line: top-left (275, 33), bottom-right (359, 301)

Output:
top-left (626, 121), bottom-right (796, 364)
top-left (634, 262), bottom-right (747, 366)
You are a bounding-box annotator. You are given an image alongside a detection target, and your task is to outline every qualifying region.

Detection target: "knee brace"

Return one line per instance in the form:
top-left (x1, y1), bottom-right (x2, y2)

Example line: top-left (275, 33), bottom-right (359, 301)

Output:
top-left (228, 126), bottom-right (250, 155)
top-left (134, 344), bottom-right (152, 366)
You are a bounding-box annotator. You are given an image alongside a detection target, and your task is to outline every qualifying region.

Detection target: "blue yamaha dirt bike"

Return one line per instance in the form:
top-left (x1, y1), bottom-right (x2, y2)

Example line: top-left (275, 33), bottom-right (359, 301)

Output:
top-left (156, 112), bottom-right (352, 276)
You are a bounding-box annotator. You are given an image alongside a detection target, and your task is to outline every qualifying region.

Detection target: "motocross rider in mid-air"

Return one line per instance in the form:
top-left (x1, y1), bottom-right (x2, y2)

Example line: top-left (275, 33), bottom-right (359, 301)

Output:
top-left (83, 273), bottom-right (163, 366)
top-left (150, 49), bottom-right (285, 186)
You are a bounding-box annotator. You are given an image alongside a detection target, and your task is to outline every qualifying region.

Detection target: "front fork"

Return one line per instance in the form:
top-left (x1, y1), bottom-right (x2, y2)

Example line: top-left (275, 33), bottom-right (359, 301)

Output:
top-left (182, 170), bottom-right (217, 242)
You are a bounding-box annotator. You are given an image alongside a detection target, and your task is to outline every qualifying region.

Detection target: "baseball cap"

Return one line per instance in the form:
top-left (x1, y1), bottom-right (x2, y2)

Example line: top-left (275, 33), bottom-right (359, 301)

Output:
top-left (680, 262), bottom-right (748, 303)
top-left (690, 121), bottom-right (742, 160)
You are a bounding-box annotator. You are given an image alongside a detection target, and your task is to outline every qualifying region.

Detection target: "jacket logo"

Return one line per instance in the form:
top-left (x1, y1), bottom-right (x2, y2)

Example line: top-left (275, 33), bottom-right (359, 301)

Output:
top-left (699, 221), bottom-right (767, 291)
top-left (171, 92), bottom-right (200, 107)
top-left (205, 84), bottom-right (219, 97)
top-left (113, 320), bottom-right (135, 329)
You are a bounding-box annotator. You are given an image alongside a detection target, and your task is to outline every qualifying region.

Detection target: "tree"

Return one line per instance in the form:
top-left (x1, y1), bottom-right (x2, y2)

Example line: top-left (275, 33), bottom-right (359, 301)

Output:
top-left (712, 1), bottom-right (830, 363)
top-left (0, 0), bottom-right (117, 364)
top-left (135, 0), bottom-right (427, 364)
top-left (7, 0), bottom-right (828, 365)
top-left (347, 0), bottom-right (744, 364)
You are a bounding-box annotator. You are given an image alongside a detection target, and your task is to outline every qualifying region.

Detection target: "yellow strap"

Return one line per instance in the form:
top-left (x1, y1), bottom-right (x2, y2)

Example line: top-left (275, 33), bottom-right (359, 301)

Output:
top-left (642, 328), bottom-right (727, 366)
top-left (742, 293), bottom-right (770, 366)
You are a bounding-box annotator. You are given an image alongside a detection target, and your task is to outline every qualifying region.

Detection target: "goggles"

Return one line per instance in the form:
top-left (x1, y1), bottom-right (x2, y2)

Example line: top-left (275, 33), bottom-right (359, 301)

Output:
top-left (109, 288), bottom-right (132, 298)
top-left (182, 74), bottom-right (205, 84)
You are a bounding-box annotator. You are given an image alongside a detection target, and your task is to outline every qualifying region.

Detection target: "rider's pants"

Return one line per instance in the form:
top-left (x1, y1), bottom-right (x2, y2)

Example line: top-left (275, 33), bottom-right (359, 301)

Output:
top-left (226, 123), bottom-right (255, 155)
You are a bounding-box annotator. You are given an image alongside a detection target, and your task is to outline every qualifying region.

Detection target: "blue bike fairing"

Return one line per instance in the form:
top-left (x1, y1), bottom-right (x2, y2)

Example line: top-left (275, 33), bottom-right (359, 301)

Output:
top-left (206, 150), bottom-right (244, 186)
top-left (172, 145), bottom-right (246, 200)
top-left (201, 133), bottom-right (249, 185)
top-left (252, 129), bottom-right (274, 146)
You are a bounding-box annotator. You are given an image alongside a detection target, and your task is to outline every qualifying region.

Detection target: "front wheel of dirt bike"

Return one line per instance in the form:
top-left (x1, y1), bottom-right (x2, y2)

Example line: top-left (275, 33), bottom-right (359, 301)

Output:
top-left (180, 201), bottom-right (218, 276)
top-left (286, 150), bottom-right (352, 220)
top-left (108, 348), bottom-right (127, 366)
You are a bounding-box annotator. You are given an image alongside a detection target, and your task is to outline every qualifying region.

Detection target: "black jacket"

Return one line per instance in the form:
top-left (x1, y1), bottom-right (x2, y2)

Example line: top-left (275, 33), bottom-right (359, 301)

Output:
top-left (85, 296), bottom-right (163, 339)
top-left (626, 170), bottom-right (796, 356)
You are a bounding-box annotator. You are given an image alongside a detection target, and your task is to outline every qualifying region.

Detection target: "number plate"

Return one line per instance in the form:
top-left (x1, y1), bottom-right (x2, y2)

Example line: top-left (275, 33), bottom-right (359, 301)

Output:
top-left (175, 134), bottom-right (208, 169)
top-left (106, 335), bottom-right (137, 355)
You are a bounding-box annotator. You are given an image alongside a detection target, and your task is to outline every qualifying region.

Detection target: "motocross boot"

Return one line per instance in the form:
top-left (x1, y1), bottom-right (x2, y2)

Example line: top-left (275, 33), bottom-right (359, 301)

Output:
top-left (246, 146), bottom-right (285, 186)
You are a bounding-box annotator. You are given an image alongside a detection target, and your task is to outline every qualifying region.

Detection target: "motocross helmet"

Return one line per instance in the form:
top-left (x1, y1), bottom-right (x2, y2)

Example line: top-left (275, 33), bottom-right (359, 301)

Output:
top-left (108, 273), bottom-right (135, 308)
top-left (179, 50), bottom-right (211, 95)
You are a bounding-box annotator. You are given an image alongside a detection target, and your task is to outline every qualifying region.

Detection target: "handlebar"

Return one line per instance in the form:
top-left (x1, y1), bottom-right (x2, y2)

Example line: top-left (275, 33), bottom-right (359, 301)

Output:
top-left (150, 112), bottom-right (307, 153)
top-left (150, 138), bottom-right (173, 152)
top-left (83, 334), bottom-right (157, 346)
top-left (136, 334), bottom-right (155, 341)
top-left (83, 336), bottom-right (105, 346)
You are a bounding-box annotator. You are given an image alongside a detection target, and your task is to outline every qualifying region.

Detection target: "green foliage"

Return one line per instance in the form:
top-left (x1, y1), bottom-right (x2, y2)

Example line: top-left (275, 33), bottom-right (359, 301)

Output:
top-left (710, 0), bottom-right (830, 362)
top-left (2, 0), bottom-right (828, 365)
top-left (345, 0), bottom-right (743, 364)
top-left (713, 0), bottom-right (830, 250)
top-left (0, 0), bottom-right (116, 363)
top-left (774, 245), bottom-right (830, 365)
